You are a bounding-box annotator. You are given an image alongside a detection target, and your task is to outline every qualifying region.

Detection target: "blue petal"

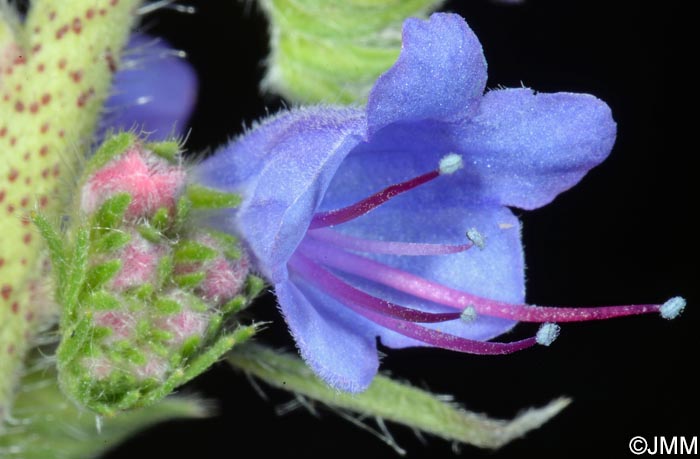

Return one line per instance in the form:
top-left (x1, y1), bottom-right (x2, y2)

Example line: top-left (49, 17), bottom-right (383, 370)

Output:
top-left (453, 88), bottom-right (617, 210)
top-left (276, 279), bottom-right (379, 392)
top-left (318, 120), bottom-right (461, 213)
top-left (367, 13), bottom-right (487, 135)
top-left (330, 202), bottom-right (522, 348)
top-left (323, 89), bottom-right (616, 214)
top-left (102, 35), bottom-right (198, 140)
top-left (195, 107), bottom-right (365, 283)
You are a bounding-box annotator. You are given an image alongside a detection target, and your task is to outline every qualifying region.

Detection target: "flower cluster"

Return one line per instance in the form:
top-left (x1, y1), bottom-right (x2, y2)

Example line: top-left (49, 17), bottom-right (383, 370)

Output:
top-left (194, 13), bottom-right (685, 392)
top-left (35, 134), bottom-right (260, 416)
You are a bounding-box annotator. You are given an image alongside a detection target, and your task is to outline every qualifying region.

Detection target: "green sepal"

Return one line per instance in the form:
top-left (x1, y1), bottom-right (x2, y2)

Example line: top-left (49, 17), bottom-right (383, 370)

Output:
top-left (208, 230), bottom-right (241, 260)
top-left (57, 315), bottom-right (94, 365)
top-left (63, 227), bottom-right (90, 315)
top-left (92, 193), bottom-right (132, 230)
top-left (221, 295), bottom-right (247, 315)
top-left (154, 297), bottom-right (182, 315)
top-left (156, 254), bottom-right (174, 288)
top-left (83, 260), bottom-right (122, 292)
top-left (86, 132), bottom-right (136, 175)
top-left (30, 211), bottom-right (67, 287)
top-left (89, 326), bottom-right (112, 342)
top-left (147, 140), bottom-right (181, 162)
top-left (85, 290), bottom-right (121, 310)
top-left (186, 183), bottom-right (242, 210)
top-left (174, 271), bottom-right (206, 289)
top-left (93, 230), bottom-right (132, 253)
top-left (246, 275), bottom-right (266, 298)
top-left (133, 283), bottom-right (155, 301)
top-left (137, 223), bottom-right (163, 244)
top-left (180, 335), bottom-right (201, 359)
top-left (173, 240), bottom-right (218, 263)
top-left (175, 194), bottom-right (192, 229)
top-left (151, 207), bottom-right (171, 231)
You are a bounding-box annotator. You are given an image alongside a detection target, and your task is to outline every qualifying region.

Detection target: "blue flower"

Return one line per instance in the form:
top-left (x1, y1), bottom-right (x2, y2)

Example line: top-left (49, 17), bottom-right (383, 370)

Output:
top-left (194, 13), bottom-right (684, 392)
top-left (100, 34), bottom-right (198, 140)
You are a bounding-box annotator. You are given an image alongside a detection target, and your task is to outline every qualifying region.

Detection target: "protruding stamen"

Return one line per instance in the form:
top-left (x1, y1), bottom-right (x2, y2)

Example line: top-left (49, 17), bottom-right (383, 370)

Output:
top-left (439, 153), bottom-right (463, 175)
top-left (310, 155), bottom-right (462, 230)
top-left (536, 323), bottom-right (560, 346)
top-left (307, 228), bottom-right (473, 256)
top-left (293, 254), bottom-right (540, 355)
top-left (362, 313), bottom-right (539, 355)
top-left (291, 254), bottom-right (461, 323)
top-left (466, 228), bottom-right (485, 250)
top-left (460, 306), bottom-right (477, 323)
top-left (660, 296), bottom-right (686, 320)
top-left (300, 239), bottom-right (666, 324)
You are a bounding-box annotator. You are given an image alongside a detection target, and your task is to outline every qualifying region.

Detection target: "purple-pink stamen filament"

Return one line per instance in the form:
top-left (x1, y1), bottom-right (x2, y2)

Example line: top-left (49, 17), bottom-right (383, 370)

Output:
top-left (299, 239), bottom-right (661, 323)
top-left (309, 169), bottom-right (440, 229)
top-left (307, 228), bottom-right (473, 256)
top-left (290, 253), bottom-right (538, 355)
top-left (291, 253), bottom-right (460, 323)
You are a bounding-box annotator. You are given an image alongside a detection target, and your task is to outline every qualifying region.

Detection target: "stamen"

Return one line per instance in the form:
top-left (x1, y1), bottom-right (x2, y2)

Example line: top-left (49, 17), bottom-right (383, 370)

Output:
top-left (439, 154), bottom-right (464, 175)
top-left (291, 252), bottom-right (538, 355)
top-left (460, 306), bottom-right (477, 323)
top-left (307, 228), bottom-right (473, 256)
top-left (300, 239), bottom-right (672, 323)
top-left (660, 296), bottom-right (686, 320)
top-left (309, 154), bottom-right (463, 229)
top-left (290, 254), bottom-right (461, 323)
top-left (535, 323), bottom-right (560, 346)
top-left (466, 228), bottom-right (485, 250)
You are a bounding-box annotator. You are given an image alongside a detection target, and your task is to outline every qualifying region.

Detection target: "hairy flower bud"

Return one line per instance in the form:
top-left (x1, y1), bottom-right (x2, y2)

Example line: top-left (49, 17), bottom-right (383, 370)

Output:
top-left (33, 133), bottom-right (262, 416)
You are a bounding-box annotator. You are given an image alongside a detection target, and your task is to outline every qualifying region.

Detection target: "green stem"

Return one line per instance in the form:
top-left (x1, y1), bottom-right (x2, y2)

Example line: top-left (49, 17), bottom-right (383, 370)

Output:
top-left (0, 0), bottom-right (141, 425)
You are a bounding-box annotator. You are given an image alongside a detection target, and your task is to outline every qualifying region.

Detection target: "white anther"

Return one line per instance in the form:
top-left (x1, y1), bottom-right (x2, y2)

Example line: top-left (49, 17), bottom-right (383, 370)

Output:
top-left (536, 323), bottom-right (560, 346)
top-left (439, 153), bottom-right (463, 175)
top-left (460, 306), bottom-right (477, 323)
top-left (135, 96), bottom-right (153, 106)
top-left (660, 296), bottom-right (686, 320)
top-left (466, 228), bottom-right (485, 250)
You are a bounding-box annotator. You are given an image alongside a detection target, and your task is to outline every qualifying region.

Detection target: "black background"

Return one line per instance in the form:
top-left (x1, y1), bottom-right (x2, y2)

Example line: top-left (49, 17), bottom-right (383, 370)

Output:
top-left (107, 1), bottom-right (695, 458)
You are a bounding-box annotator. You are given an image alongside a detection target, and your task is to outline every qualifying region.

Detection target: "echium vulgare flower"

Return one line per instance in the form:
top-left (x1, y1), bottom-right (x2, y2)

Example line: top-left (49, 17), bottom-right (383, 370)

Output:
top-left (102, 33), bottom-right (198, 140)
top-left (194, 13), bottom-right (685, 392)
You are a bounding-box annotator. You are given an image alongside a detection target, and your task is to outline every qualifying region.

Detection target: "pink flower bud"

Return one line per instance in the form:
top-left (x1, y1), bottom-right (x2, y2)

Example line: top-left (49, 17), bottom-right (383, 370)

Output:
top-left (81, 145), bottom-right (185, 219)
top-left (110, 231), bottom-right (167, 291)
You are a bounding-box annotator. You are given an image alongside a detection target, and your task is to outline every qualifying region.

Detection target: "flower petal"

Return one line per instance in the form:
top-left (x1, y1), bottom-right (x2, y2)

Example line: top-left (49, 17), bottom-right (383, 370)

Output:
top-left (195, 107), bottom-right (365, 283)
top-left (367, 13), bottom-right (487, 135)
top-left (326, 202), bottom-right (522, 348)
top-left (453, 88), bottom-right (616, 210)
top-left (102, 35), bottom-right (198, 140)
top-left (276, 279), bottom-right (379, 392)
top-left (318, 120), bottom-right (460, 213)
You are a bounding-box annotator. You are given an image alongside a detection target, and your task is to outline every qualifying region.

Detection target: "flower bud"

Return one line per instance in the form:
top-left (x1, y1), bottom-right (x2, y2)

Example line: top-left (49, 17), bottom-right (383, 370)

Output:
top-left (34, 133), bottom-right (262, 416)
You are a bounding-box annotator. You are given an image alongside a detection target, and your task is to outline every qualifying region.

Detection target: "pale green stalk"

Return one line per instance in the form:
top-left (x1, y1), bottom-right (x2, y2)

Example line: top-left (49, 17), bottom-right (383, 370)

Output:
top-left (0, 0), bottom-right (141, 426)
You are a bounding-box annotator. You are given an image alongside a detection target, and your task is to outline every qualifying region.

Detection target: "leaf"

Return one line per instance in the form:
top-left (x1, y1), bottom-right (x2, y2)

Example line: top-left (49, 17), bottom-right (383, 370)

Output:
top-left (0, 359), bottom-right (210, 459)
top-left (228, 344), bottom-right (570, 450)
top-left (259, 0), bottom-right (445, 104)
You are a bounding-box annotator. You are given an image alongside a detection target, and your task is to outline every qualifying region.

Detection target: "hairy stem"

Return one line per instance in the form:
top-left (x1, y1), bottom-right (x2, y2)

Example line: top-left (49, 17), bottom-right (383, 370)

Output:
top-left (0, 0), bottom-right (141, 425)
